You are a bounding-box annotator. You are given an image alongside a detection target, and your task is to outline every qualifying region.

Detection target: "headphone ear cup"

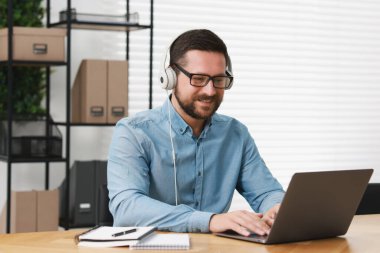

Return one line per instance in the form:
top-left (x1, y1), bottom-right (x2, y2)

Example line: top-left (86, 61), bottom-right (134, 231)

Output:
top-left (160, 68), bottom-right (170, 89)
top-left (160, 46), bottom-right (177, 90)
top-left (165, 67), bottom-right (177, 90)
top-left (225, 54), bottom-right (233, 89)
top-left (160, 66), bottom-right (177, 90)
top-left (160, 67), bottom-right (176, 90)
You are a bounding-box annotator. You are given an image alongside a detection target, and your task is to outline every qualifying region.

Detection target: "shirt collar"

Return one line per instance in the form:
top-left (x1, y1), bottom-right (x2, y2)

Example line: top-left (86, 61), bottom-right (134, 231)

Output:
top-left (162, 96), bottom-right (190, 135)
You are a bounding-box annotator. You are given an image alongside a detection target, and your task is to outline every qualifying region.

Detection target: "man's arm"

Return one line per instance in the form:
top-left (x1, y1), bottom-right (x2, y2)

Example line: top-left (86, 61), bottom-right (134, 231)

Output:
top-left (107, 121), bottom-right (214, 232)
top-left (238, 135), bottom-right (285, 213)
top-left (210, 130), bottom-right (284, 236)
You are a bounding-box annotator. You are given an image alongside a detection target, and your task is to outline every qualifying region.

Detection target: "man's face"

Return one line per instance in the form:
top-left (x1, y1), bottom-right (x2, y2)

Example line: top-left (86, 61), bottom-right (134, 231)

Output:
top-left (173, 50), bottom-right (226, 120)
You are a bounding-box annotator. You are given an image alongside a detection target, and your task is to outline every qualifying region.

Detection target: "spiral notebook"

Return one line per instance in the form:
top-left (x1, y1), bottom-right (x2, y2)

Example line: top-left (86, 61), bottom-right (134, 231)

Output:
top-left (76, 226), bottom-right (156, 247)
top-left (130, 233), bottom-right (190, 250)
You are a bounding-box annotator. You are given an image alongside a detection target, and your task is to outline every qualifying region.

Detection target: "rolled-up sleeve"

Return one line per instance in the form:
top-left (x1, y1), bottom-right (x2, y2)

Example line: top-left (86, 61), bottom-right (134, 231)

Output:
top-left (237, 133), bottom-right (285, 213)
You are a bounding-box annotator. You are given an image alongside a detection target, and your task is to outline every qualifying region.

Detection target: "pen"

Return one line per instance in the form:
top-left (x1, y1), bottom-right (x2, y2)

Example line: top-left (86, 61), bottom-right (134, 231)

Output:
top-left (112, 228), bottom-right (137, 237)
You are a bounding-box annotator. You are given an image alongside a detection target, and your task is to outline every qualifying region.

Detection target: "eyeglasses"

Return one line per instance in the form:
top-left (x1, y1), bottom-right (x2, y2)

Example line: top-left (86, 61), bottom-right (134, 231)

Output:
top-left (173, 64), bottom-right (233, 90)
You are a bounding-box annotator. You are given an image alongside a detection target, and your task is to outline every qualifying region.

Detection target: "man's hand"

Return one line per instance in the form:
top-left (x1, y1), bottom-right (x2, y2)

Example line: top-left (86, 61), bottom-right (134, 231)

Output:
top-left (209, 210), bottom-right (270, 236)
top-left (209, 204), bottom-right (282, 237)
top-left (262, 204), bottom-right (281, 227)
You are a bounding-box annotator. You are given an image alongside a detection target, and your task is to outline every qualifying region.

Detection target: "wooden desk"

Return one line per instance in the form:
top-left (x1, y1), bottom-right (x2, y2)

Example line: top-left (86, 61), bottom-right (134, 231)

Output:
top-left (0, 215), bottom-right (379, 253)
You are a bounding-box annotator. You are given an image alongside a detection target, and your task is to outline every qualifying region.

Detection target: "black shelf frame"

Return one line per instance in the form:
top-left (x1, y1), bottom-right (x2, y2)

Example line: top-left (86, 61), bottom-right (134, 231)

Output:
top-left (2, 0), bottom-right (154, 233)
top-left (0, 60), bottom-right (67, 66)
top-left (52, 122), bottom-right (116, 127)
top-left (2, 0), bottom-right (69, 233)
top-left (1, 156), bottom-right (67, 164)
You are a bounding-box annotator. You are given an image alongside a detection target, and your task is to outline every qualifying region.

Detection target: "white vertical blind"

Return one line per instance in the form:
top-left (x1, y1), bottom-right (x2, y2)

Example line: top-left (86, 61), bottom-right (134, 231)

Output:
top-left (112, 0), bottom-right (380, 209)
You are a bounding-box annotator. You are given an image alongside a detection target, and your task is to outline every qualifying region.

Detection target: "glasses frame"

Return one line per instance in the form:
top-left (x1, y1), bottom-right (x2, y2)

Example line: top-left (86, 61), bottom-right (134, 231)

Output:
top-left (173, 63), bottom-right (233, 90)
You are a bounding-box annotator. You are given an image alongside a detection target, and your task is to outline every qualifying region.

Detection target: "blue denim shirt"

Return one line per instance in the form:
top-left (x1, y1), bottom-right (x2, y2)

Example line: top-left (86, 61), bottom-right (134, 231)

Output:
top-left (108, 98), bottom-right (284, 232)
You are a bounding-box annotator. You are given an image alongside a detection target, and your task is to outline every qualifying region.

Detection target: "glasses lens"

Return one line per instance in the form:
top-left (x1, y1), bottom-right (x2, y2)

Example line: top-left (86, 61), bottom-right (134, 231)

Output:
top-left (191, 75), bottom-right (209, 87)
top-left (213, 76), bottom-right (231, 89)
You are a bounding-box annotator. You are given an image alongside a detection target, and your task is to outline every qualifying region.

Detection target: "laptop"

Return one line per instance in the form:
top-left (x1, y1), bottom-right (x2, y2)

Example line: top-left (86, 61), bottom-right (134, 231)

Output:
top-left (216, 169), bottom-right (373, 244)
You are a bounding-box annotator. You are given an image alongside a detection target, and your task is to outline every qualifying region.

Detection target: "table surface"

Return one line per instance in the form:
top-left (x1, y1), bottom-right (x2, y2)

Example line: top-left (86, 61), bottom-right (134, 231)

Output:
top-left (0, 214), bottom-right (379, 253)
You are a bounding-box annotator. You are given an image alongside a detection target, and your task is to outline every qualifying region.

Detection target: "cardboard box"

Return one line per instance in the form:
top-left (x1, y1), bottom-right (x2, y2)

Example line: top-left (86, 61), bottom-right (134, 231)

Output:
top-left (37, 190), bottom-right (59, 231)
top-left (72, 60), bottom-right (107, 123)
top-left (0, 190), bottom-right (59, 233)
top-left (0, 203), bottom-right (6, 234)
top-left (107, 60), bottom-right (128, 123)
top-left (0, 27), bottom-right (66, 62)
top-left (72, 59), bottom-right (128, 124)
top-left (11, 191), bottom-right (37, 233)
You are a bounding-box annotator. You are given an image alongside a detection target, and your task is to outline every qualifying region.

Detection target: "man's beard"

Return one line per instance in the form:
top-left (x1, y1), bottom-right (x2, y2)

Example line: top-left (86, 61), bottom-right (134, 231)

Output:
top-left (173, 88), bottom-right (222, 120)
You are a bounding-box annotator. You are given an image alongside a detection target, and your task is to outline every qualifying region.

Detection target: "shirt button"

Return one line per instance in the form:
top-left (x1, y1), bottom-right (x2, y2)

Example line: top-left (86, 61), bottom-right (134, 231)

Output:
top-left (198, 171), bottom-right (201, 177)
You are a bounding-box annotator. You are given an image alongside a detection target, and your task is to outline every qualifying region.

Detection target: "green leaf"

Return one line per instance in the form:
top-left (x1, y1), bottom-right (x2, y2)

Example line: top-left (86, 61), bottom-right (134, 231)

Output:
top-left (0, 0), bottom-right (45, 117)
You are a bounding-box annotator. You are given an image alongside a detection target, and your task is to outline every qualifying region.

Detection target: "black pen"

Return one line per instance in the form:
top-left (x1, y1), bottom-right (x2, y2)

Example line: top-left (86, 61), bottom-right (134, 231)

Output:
top-left (112, 228), bottom-right (137, 237)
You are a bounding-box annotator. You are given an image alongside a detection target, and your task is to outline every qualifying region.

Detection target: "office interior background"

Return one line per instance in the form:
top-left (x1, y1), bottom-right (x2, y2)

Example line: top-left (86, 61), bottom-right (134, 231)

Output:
top-left (1, 0), bottom-right (380, 213)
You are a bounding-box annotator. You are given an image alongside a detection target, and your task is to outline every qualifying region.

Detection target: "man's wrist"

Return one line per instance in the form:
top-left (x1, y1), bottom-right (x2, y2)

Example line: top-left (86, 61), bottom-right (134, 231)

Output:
top-left (187, 211), bottom-right (215, 233)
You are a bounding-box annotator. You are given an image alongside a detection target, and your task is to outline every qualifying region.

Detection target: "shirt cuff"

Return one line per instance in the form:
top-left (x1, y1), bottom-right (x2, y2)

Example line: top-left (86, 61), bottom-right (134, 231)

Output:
top-left (187, 211), bottom-right (215, 233)
top-left (259, 191), bottom-right (285, 213)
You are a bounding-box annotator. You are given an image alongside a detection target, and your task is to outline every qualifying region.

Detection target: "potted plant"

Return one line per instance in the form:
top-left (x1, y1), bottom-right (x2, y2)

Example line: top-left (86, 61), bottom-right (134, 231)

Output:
top-left (0, 1), bottom-right (62, 158)
top-left (0, 0), bottom-right (45, 118)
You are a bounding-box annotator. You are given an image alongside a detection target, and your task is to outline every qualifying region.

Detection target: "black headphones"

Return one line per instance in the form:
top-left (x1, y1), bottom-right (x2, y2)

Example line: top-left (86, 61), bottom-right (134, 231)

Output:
top-left (159, 45), bottom-right (234, 90)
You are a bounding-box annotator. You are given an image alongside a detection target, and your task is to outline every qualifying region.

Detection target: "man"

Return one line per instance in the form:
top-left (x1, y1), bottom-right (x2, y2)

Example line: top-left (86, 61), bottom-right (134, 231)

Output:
top-left (108, 29), bottom-right (284, 236)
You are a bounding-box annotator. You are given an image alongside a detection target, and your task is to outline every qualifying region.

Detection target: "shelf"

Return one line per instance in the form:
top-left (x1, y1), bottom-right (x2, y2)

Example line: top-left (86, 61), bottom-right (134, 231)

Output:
top-left (0, 155), bottom-right (66, 163)
top-left (0, 60), bottom-right (67, 66)
top-left (53, 122), bottom-right (116, 127)
top-left (49, 21), bottom-right (151, 32)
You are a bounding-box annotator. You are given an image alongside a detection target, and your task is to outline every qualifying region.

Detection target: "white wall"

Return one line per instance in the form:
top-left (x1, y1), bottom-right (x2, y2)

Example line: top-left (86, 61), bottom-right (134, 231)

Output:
top-left (2, 0), bottom-right (380, 219)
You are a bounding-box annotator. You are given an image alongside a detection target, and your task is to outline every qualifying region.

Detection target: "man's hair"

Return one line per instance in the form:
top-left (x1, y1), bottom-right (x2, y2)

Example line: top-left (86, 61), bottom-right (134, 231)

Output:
top-left (170, 29), bottom-right (229, 69)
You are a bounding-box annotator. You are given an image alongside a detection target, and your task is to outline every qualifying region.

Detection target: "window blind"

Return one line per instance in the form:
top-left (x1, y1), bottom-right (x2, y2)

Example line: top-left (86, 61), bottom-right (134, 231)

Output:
top-left (112, 0), bottom-right (380, 209)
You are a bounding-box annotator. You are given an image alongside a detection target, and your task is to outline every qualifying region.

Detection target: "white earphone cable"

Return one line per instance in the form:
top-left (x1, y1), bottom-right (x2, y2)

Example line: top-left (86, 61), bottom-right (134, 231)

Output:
top-left (166, 90), bottom-right (179, 206)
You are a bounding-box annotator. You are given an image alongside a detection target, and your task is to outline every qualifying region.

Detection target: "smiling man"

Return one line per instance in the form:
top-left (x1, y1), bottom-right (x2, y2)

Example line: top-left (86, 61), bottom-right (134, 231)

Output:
top-left (107, 29), bottom-right (284, 236)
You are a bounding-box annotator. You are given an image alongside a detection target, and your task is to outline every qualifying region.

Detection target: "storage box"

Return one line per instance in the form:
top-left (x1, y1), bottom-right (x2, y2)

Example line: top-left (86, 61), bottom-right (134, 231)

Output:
top-left (59, 160), bottom-right (107, 228)
top-left (0, 203), bottom-right (6, 234)
top-left (72, 60), bottom-right (108, 123)
top-left (0, 190), bottom-right (58, 233)
top-left (72, 59), bottom-right (128, 124)
top-left (0, 118), bottom-right (62, 158)
top-left (0, 27), bottom-right (66, 62)
top-left (107, 60), bottom-right (128, 123)
top-left (10, 191), bottom-right (37, 233)
top-left (36, 190), bottom-right (59, 231)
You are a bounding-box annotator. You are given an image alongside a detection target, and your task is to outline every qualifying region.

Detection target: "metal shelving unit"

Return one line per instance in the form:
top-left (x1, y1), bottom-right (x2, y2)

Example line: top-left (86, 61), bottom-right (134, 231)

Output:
top-left (47, 0), bottom-right (154, 230)
top-left (1, 0), bottom-right (68, 234)
top-left (2, 0), bottom-right (154, 232)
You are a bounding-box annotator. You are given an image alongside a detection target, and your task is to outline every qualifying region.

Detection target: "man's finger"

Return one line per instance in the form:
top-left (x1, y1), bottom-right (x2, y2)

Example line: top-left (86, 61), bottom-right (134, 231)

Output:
top-left (254, 219), bottom-right (271, 235)
top-left (236, 213), bottom-right (268, 235)
top-left (231, 223), bottom-right (251, 237)
top-left (262, 216), bottom-right (275, 227)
